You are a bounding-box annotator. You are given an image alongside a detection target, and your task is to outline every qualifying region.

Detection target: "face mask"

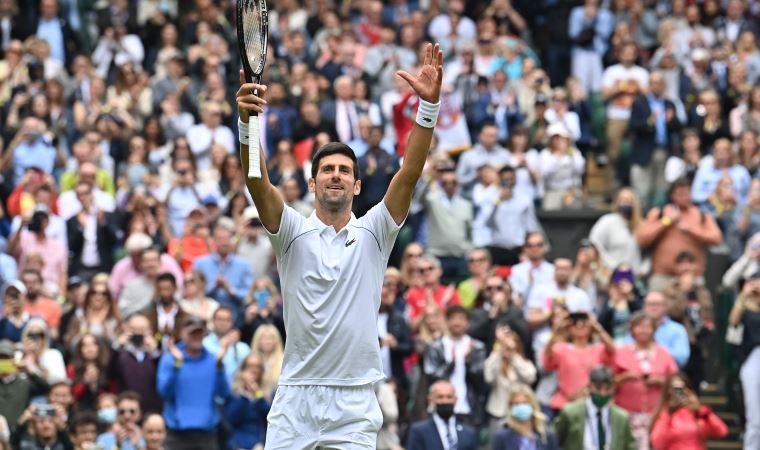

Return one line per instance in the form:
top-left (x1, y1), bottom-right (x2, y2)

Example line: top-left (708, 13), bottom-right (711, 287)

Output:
top-left (618, 204), bottom-right (633, 219)
top-left (511, 404), bottom-right (533, 422)
top-left (0, 360), bottom-right (17, 376)
top-left (435, 403), bottom-right (455, 420)
top-left (591, 393), bottom-right (612, 408)
top-left (98, 407), bottom-right (117, 424)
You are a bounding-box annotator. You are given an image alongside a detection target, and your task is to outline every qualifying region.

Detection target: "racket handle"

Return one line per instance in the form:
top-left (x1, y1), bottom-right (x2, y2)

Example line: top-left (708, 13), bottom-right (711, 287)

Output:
top-left (248, 115), bottom-right (262, 178)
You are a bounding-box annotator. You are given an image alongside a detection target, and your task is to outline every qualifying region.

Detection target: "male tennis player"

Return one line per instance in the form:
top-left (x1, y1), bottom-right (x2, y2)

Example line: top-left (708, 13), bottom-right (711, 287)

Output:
top-left (236, 43), bottom-right (443, 449)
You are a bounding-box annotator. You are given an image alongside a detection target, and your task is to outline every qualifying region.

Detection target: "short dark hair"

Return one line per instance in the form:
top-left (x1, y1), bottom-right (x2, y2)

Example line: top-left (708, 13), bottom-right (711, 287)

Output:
top-left (311, 142), bottom-right (359, 180)
top-left (156, 272), bottom-right (176, 287)
top-left (212, 305), bottom-right (234, 319)
top-left (70, 412), bottom-right (99, 435)
top-left (499, 165), bottom-right (516, 176)
top-left (670, 177), bottom-right (692, 195)
top-left (117, 390), bottom-right (142, 406)
top-left (446, 305), bottom-right (469, 320)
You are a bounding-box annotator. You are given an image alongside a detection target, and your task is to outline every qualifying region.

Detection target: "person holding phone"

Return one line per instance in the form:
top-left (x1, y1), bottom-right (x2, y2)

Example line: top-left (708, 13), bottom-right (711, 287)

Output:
top-left (109, 314), bottom-right (162, 414)
top-left (649, 373), bottom-right (727, 450)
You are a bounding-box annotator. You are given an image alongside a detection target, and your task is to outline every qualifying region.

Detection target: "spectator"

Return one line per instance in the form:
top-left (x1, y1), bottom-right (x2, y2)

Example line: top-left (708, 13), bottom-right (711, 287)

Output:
top-left (109, 313), bottom-right (161, 414)
top-left (405, 379), bottom-right (478, 450)
top-left (538, 123), bottom-right (586, 210)
top-left (545, 88), bottom-right (582, 142)
top-left (543, 312), bottom-right (614, 411)
top-left (203, 306), bottom-right (250, 384)
top-left (571, 240), bottom-right (609, 306)
top-left (108, 233), bottom-right (183, 300)
top-left (405, 255), bottom-right (462, 331)
top-left (140, 272), bottom-right (187, 349)
top-left (629, 71), bottom-right (681, 209)
top-left (637, 178), bottom-right (722, 292)
top-left (423, 305), bottom-right (486, 423)
top-left (224, 354), bottom-right (271, 450)
top-left (240, 276), bottom-right (285, 346)
top-left (614, 312), bottom-right (678, 449)
top-left (186, 102), bottom-right (234, 171)
top-left (509, 232), bottom-right (555, 303)
top-left (20, 318), bottom-right (66, 384)
top-left (456, 248), bottom-right (492, 310)
top-left (378, 277), bottom-right (412, 389)
top-left (419, 168), bottom-right (473, 282)
top-left (66, 183), bottom-right (119, 279)
top-left (491, 383), bottom-right (560, 450)
top-left (598, 266), bottom-right (643, 343)
top-left (568, 0), bottom-right (614, 94)
top-left (0, 339), bottom-right (48, 427)
top-left (690, 89), bottom-right (731, 151)
top-left (249, 324), bottom-right (283, 398)
top-left (10, 207), bottom-right (68, 297)
top-left (723, 232), bottom-right (760, 289)
top-left (62, 283), bottom-right (120, 350)
top-left (0, 280), bottom-right (31, 342)
top-left (355, 126), bottom-right (399, 217)
top-left (165, 207), bottom-right (211, 273)
top-left (192, 220), bottom-right (254, 317)
top-left (692, 138), bottom-right (751, 206)
top-left (162, 157), bottom-right (223, 238)
top-left (179, 271), bottom-right (219, 323)
top-left (650, 373), bottom-right (728, 450)
top-left (10, 402), bottom-right (71, 450)
top-left (118, 248), bottom-right (162, 318)
top-left (141, 413), bottom-right (167, 450)
top-left (484, 327), bottom-right (537, 435)
top-left (237, 207), bottom-right (274, 280)
top-left (504, 126), bottom-right (540, 202)
top-left (664, 129), bottom-right (704, 184)
top-left (66, 334), bottom-right (113, 411)
top-left (728, 271), bottom-right (760, 449)
top-left (485, 165), bottom-right (540, 266)
top-left (468, 275), bottom-right (530, 353)
top-left (157, 316), bottom-right (230, 450)
top-left (97, 391), bottom-right (144, 450)
top-left (455, 124), bottom-right (510, 194)
top-left (555, 365), bottom-right (636, 449)
top-left (3, 118), bottom-right (60, 186)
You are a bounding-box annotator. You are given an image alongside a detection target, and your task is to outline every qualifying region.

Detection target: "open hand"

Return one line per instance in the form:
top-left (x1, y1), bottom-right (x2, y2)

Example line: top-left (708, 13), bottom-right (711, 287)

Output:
top-left (236, 70), bottom-right (268, 122)
top-left (396, 43), bottom-right (444, 103)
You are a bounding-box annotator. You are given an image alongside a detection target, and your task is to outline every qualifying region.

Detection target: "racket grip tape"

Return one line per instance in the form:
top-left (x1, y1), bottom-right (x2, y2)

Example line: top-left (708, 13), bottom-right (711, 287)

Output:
top-left (248, 117), bottom-right (262, 178)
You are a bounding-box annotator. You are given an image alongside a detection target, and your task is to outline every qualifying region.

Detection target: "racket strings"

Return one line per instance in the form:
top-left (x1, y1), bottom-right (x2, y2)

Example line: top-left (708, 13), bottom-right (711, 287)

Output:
top-left (242, 0), bottom-right (266, 74)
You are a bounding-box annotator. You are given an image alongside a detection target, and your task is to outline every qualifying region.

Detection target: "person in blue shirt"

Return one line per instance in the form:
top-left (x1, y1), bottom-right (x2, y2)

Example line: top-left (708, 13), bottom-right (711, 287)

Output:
top-left (641, 291), bottom-right (691, 367)
top-left (96, 391), bottom-right (144, 450)
top-left (202, 306), bottom-right (250, 385)
top-left (192, 220), bottom-right (254, 318)
top-left (157, 315), bottom-right (230, 450)
top-left (224, 353), bottom-right (272, 450)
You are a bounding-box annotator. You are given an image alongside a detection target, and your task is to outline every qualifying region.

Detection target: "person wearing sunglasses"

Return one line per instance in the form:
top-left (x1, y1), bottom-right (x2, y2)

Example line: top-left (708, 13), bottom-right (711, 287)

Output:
top-left (96, 391), bottom-right (144, 450)
top-left (597, 265), bottom-right (643, 344)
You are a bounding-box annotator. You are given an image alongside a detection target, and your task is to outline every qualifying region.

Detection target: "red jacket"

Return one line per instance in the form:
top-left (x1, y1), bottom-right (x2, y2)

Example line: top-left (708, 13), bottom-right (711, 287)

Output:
top-left (650, 405), bottom-right (728, 450)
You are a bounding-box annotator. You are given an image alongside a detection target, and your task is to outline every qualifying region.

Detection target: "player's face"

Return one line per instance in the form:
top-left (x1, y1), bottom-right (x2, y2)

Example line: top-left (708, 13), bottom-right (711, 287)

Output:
top-left (310, 154), bottom-right (360, 213)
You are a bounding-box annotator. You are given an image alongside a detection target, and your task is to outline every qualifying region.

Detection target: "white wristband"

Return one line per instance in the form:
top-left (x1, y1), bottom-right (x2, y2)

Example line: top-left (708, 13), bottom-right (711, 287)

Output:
top-left (238, 118), bottom-right (250, 145)
top-left (416, 99), bottom-right (440, 128)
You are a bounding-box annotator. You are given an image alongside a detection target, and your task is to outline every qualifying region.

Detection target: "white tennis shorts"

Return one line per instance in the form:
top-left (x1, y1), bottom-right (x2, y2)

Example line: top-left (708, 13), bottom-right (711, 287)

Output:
top-left (264, 384), bottom-right (383, 450)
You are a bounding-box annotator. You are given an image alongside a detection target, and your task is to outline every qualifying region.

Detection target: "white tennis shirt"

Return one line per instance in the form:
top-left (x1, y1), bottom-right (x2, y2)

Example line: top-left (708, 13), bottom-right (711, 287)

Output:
top-left (266, 201), bottom-right (402, 386)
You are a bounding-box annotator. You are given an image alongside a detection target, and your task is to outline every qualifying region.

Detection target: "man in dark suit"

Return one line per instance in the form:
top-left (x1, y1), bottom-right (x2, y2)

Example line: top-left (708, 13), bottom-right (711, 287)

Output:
top-left (66, 183), bottom-right (119, 280)
top-left (629, 70), bottom-right (680, 209)
top-left (34, 0), bottom-right (80, 66)
top-left (139, 272), bottom-right (187, 350)
top-left (319, 76), bottom-right (361, 143)
top-left (554, 365), bottom-right (637, 450)
top-left (406, 380), bottom-right (478, 450)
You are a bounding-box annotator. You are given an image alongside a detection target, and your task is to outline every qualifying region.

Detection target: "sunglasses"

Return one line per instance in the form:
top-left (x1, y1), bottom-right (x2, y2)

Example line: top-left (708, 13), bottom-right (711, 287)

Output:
top-left (415, 266), bottom-right (434, 274)
top-left (118, 408), bottom-right (137, 415)
top-left (185, 278), bottom-right (197, 283)
top-left (484, 285), bottom-right (503, 292)
top-left (27, 332), bottom-right (45, 340)
top-left (469, 256), bottom-right (488, 263)
top-left (524, 242), bottom-right (544, 248)
top-left (405, 252), bottom-right (422, 259)
top-left (92, 290), bottom-right (108, 295)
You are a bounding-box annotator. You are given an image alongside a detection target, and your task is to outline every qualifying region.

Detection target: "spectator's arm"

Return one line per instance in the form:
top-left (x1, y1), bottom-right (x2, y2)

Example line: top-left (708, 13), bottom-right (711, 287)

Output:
top-left (697, 406), bottom-right (728, 439)
top-left (649, 410), bottom-right (672, 450)
top-left (512, 354), bottom-right (537, 385)
top-left (722, 254), bottom-right (752, 288)
top-left (483, 351), bottom-right (501, 385)
top-left (670, 326), bottom-right (691, 367)
top-left (636, 208), bottom-right (668, 248)
top-left (214, 363), bottom-right (231, 399)
top-left (156, 354), bottom-right (180, 400)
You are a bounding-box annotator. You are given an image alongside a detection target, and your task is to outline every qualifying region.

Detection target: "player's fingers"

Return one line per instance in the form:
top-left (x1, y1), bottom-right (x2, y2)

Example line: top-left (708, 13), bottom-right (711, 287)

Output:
top-left (436, 45), bottom-right (443, 67)
top-left (239, 102), bottom-right (264, 113)
top-left (423, 43), bottom-right (432, 66)
top-left (240, 94), bottom-right (267, 105)
top-left (396, 70), bottom-right (415, 85)
top-left (239, 69), bottom-right (245, 86)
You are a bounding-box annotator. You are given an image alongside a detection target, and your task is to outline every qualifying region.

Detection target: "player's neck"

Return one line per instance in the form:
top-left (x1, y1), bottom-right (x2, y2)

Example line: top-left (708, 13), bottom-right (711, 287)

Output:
top-left (315, 207), bottom-right (352, 233)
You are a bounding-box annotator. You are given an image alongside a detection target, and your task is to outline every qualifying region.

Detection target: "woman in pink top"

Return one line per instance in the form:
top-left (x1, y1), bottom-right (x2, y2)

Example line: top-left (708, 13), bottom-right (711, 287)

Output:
top-left (614, 312), bottom-right (678, 450)
top-left (543, 311), bottom-right (614, 410)
top-left (650, 373), bottom-right (727, 450)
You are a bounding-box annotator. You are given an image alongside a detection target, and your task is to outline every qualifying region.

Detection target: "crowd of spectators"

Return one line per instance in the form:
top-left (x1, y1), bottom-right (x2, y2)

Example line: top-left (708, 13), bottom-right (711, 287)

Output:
top-left (0, 0), bottom-right (759, 449)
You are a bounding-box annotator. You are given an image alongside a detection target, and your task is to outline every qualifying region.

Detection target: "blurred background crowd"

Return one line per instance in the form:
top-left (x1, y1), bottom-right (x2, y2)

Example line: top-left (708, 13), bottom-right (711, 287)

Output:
top-left (0, 0), bottom-right (759, 449)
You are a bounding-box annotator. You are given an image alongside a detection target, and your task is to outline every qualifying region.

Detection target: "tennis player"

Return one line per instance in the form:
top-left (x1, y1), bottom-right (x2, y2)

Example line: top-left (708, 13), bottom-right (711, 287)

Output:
top-left (236, 43), bottom-right (443, 449)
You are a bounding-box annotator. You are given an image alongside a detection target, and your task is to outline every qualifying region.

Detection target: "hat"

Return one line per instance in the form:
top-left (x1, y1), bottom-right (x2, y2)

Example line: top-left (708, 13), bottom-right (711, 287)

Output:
top-left (242, 206), bottom-right (260, 222)
top-left (0, 340), bottom-right (15, 357)
top-left (67, 276), bottom-right (84, 287)
top-left (547, 122), bottom-right (571, 139)
top-left (534, 93), bottom-right (548, 104)
top-left (182, 315), bottom-right (206, 332)
top-left (202, 195), bottom-right (218, 206)
top-left (3, 280), bottom-right (27, 296)
top-left (124, 233), bottom-right (153, 254)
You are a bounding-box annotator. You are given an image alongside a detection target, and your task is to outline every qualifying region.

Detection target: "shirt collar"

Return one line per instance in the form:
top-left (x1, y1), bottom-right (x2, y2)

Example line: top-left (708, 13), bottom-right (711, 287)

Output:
top-left (308, 211), bottom-right (358, 236)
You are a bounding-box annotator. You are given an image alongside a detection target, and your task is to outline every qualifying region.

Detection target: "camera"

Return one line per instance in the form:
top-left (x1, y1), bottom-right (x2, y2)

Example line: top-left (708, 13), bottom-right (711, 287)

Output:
top-left (129, 334), bottom-right (145, 347)
top-left (569, 312), bottom-right (589, 322)
top-left (34, 404), bottom-right (57, 418)
top-left (27, 211), bottom-right (46, 233)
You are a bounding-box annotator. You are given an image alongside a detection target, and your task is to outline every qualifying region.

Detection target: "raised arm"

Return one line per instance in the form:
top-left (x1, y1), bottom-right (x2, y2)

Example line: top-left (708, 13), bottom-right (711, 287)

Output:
top-left (384, 43), bottom-right (444, 225)
top-left (236, 70), bottom-right (284, 234)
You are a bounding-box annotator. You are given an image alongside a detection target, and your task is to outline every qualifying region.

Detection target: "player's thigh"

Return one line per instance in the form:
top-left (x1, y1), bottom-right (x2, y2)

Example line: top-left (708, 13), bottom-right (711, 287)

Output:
top-left (265, 386), bottom-right (320, 450)
top-left (320, 385), bottom-right (383, 449)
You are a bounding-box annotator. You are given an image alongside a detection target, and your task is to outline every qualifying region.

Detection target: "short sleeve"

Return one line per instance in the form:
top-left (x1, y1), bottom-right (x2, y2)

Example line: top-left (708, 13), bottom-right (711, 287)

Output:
top-left (265, 205), bottom-right (307, 258)
top-left (359, 202), bottom-right (403, 260)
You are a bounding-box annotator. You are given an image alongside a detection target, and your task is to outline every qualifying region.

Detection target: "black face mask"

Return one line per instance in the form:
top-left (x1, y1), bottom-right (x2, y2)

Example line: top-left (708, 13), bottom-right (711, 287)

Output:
top-left (436, 403), bottom-right (455, 421)
top-left (618, 204), bottom-right (633, 219)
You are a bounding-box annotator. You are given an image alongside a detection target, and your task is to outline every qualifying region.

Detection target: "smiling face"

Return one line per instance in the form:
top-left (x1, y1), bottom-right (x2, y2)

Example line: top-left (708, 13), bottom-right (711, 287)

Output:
top-left (309, 153), bottom-right (360, 214)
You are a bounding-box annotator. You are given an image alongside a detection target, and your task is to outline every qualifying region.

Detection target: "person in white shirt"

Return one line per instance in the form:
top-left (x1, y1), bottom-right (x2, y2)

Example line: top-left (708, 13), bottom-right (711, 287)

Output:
top-left (509, 232), bottom-right (555, 303)
top-left (539, 123), bottom-right (586, 210)
top-left (237, 44), bottom-right (444, 449)
top-left (186, 102), bottom-right (235, 171)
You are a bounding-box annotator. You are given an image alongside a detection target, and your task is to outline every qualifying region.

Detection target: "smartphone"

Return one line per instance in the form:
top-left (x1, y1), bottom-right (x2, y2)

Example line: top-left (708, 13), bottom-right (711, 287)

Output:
top-left (129, 334), bottom-right (145, 347)
top-left (255, 289), bottom-right (271, 309)
top-left (34, 404), bottom-right (57, 418)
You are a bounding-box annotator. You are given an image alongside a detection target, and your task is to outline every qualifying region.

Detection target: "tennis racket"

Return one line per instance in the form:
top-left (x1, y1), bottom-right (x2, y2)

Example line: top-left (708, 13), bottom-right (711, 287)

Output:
top-left (236, 0), bottom-right (268, 178)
